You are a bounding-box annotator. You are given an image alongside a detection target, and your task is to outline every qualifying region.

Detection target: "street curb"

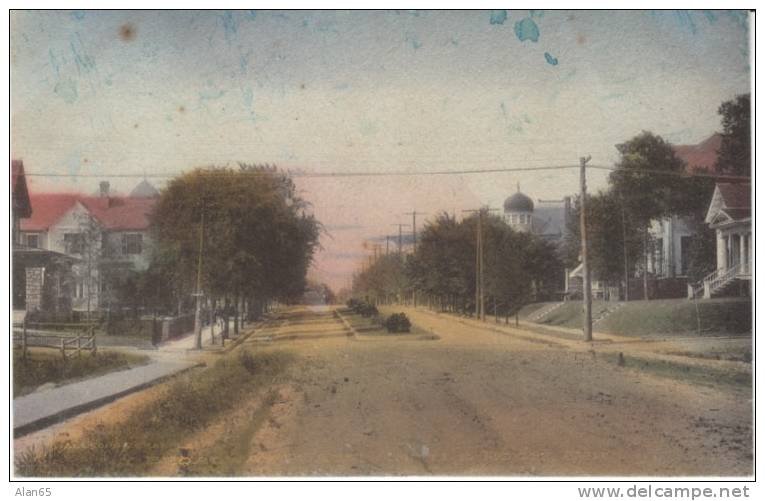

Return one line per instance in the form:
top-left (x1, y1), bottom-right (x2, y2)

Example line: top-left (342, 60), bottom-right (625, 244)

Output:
top-left (13, 362), bottom-right (204, 439)
top-left (332, 309), bottom-right (359, 338)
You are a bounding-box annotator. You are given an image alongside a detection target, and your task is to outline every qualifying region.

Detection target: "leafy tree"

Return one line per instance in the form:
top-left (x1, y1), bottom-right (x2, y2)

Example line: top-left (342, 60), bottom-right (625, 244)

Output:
top-left (609, 132), bottom-right (687, 298)
top-left (564, 191), bottom-right (643, 291)
top-left (149, 166), bottom-right (321, 329)
top-left (715, 93), bottom-right (751, 176)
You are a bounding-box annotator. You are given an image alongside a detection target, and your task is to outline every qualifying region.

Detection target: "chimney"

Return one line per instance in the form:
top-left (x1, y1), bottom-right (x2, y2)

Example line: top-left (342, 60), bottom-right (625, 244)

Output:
top-left (99, 181), bottom-right (110, 198)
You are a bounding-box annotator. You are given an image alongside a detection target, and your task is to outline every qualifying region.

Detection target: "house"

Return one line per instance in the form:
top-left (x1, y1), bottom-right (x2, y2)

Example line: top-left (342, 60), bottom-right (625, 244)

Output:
top-left (11, 160), bottom-right (32, 245)
top-left (19, 181), bottom-right (158, 312)
top-left (12, 160), bottom-right (77, 316)
top-left (691, 182), bottom-right (751, 299)
top-left (646, 133), bottom-right (722, 281)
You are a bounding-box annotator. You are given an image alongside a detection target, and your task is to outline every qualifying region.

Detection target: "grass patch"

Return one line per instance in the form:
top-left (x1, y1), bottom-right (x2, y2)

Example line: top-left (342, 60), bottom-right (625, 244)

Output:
top-left (15, 349), bottom-right (292, 477)
top-left (532, 299), bottom-right (751, 337)
top-left (602, 352), bottom-right (751, 389)
top-left (13, 349), bottom-right (150, 398)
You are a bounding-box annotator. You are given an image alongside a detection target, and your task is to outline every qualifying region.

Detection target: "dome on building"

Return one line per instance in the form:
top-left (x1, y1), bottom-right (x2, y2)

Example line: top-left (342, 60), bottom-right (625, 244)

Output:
top-left (503, 185), bottom-right (534, 212)
top-left (130, 179), bottom-right (160, 198)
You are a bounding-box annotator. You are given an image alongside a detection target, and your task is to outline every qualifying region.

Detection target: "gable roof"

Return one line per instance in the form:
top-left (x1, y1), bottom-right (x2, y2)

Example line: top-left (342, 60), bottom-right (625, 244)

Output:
top-left (672, 133), bottom-right (722, 172)
top-left (20, 193), bottom-right (156, 232)
top-left (11, 160), bottom-right (32, 218)
top-left (80, 196), bottom-right (156, 230)
top-left (705, 182), bottom-right (751, 226)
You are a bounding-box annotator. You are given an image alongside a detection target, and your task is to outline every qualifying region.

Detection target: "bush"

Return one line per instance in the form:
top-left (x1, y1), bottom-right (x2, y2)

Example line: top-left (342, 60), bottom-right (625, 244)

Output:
top-left (347, 299), bottom-right (378, 318)
top-left (383, 313), bottom-right (411, 333)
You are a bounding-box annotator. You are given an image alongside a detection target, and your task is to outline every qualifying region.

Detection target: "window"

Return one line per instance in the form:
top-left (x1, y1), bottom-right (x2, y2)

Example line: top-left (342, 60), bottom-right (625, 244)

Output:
top-left (511, 214), bottom-right (518, 224)
top-left (122, 233), bottom-right (143, 255)
top-left (25, 233), bottom-right (40, 248)
top-left (64, 233), bottom-right (84, 254)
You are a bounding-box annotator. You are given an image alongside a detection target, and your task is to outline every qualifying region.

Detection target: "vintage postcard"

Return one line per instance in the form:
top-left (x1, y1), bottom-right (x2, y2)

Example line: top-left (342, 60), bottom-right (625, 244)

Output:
top-left (9, 8), bottom-right (753, 484)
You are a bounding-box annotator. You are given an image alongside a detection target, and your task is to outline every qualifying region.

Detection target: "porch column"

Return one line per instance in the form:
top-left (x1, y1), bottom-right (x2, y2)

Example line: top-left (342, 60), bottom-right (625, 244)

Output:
top-left (740, 233), bottom-right (748, 274)
top-left (716, 231), bottom-right (727, 271)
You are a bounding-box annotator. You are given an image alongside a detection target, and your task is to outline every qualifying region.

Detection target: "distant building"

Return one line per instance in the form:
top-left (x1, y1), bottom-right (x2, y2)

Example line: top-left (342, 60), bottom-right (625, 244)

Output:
top-left (19, 180), bottom-right (159, 312)
top-left (502, 184), bottom-right (572, 243)
top-left (503, 184), bottom-right (573, 299)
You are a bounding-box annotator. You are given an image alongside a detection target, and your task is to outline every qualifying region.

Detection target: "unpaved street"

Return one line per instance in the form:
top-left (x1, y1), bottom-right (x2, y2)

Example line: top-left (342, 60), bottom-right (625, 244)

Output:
top-left (233, 306), bottom-right (751, 476)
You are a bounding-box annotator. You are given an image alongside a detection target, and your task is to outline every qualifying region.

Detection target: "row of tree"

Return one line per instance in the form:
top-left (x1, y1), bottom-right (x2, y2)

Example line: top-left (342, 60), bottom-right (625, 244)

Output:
top-left (352, 212), bottom-right (564, 319)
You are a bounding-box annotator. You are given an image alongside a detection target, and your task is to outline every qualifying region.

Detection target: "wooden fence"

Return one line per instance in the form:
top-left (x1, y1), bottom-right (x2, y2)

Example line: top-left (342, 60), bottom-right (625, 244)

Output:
top-left (13, 323), bottom-right (97, 360)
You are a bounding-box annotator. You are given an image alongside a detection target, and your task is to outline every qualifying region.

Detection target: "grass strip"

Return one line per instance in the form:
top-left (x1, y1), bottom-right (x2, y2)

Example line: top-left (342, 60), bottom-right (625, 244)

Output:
top-left (13, 349), bottom-right (151, 398)
top-left (603, 352), bottom-right (751, 389)
top-left (15, 349), bottom-right (292, 477)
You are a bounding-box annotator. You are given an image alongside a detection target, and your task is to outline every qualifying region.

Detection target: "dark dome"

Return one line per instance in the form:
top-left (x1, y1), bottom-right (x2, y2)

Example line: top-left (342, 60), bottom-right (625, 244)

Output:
top-left (504, 191), bottom-right (534, 212)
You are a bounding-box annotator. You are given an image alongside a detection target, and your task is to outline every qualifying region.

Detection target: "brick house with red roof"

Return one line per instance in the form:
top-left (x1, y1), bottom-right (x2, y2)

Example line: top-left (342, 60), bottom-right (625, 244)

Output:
top-left (19, 181), bottom-right (158, 312)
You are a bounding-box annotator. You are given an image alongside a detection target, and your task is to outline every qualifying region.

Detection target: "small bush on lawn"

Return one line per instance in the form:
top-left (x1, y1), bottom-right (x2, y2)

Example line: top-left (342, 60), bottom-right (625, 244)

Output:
top-left (384, 313), bottom-right (411, 333)
top-left (347, 299), bottom-right (379, 318)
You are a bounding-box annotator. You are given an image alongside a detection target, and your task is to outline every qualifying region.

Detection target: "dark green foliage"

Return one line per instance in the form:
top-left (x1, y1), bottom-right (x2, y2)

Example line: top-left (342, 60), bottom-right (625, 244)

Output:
top-left (149, 165), bottom-right (321, 311)
top-left (715, 93), bottom-right (751, 177)
top-left (347, 299), bottom-right (379, 318)
top-left (383, 313), bottom-right (411, 333)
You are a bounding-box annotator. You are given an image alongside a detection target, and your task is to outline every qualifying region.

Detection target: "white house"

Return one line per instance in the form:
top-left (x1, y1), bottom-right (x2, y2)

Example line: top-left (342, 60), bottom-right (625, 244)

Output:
top-left (19, 182), bottom-right (158, 312)
top-left (647, 133), bottom-right (722, 281)
top-left (692, 182), bottom-right (752, 299)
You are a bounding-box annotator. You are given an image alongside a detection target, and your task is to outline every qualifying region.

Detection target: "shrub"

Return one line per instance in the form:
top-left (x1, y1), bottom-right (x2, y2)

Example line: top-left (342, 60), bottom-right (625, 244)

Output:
top-left (383, 313), bottom-right (411, 333)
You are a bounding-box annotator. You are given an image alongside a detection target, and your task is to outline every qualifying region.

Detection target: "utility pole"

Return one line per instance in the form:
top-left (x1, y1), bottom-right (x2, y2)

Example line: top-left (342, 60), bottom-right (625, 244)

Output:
top-left (404, 211), bottom-right (427, 307)
top-left (193, 198), bottom-right (206, 350)
top-left (392, 223), bottom-right (410, 255)
top-left (403, 211), bottom-right (427, 252)
top-left (462, 207), bottom-right (498, 321)
top-left (579, 155), bottom-right (593, 342)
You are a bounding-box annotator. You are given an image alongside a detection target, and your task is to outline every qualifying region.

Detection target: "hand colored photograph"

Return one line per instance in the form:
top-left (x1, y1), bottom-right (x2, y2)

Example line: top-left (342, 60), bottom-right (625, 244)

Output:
top-left (10, 8), bottom-right (753, 479)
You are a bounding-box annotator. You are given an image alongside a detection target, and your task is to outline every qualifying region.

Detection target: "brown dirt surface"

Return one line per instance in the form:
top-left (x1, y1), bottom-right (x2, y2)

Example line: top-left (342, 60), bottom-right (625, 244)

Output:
top-left (16, 305), bottom-right (752, 477)
top-left (236, 306), bottom-right (752, 476)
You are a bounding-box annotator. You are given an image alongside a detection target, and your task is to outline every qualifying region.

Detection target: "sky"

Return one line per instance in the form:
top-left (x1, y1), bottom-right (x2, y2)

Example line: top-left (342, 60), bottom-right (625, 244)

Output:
top-left (10, 10), bottom-right (751, 290)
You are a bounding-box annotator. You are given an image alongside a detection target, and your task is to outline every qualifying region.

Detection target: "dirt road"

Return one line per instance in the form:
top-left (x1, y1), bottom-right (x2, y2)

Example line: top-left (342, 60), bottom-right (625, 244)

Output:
top-left (234, 306), bottom-right (751, 476)
top-left (17, 305), bottom-right (751, 477)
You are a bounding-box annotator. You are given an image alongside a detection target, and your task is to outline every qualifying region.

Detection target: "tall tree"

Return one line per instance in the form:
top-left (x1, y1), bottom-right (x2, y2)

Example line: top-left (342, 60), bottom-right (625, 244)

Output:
top-left (715, 93), bottom-right (751, 177)
top-left (150, 166), bottom-right (321, 321)
top-left (609, 132), bottom-right (686, 299)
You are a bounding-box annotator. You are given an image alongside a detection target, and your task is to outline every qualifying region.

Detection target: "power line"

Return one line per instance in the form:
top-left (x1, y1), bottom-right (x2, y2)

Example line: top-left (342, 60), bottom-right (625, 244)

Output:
top-left (22, 164), bottom-right (751, 181)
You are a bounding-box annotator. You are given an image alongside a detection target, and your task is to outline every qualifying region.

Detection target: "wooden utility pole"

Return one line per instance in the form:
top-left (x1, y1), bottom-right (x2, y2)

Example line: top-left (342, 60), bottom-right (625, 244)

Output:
top-left (404, 211), bottom-right (427, 252)
top-left (579, 155), bottom-right (593, 342)
top-left (392, 223), bottom-right (410, 255)
top-left (463, 207), bottom-right (498, 321)
top-left (404, 211), bottom-right (427, 307)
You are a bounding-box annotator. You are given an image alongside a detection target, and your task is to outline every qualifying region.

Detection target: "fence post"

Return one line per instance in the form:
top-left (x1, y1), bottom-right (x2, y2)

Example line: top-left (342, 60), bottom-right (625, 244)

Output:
top-left (60, 338), bottom-right (66, 360)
